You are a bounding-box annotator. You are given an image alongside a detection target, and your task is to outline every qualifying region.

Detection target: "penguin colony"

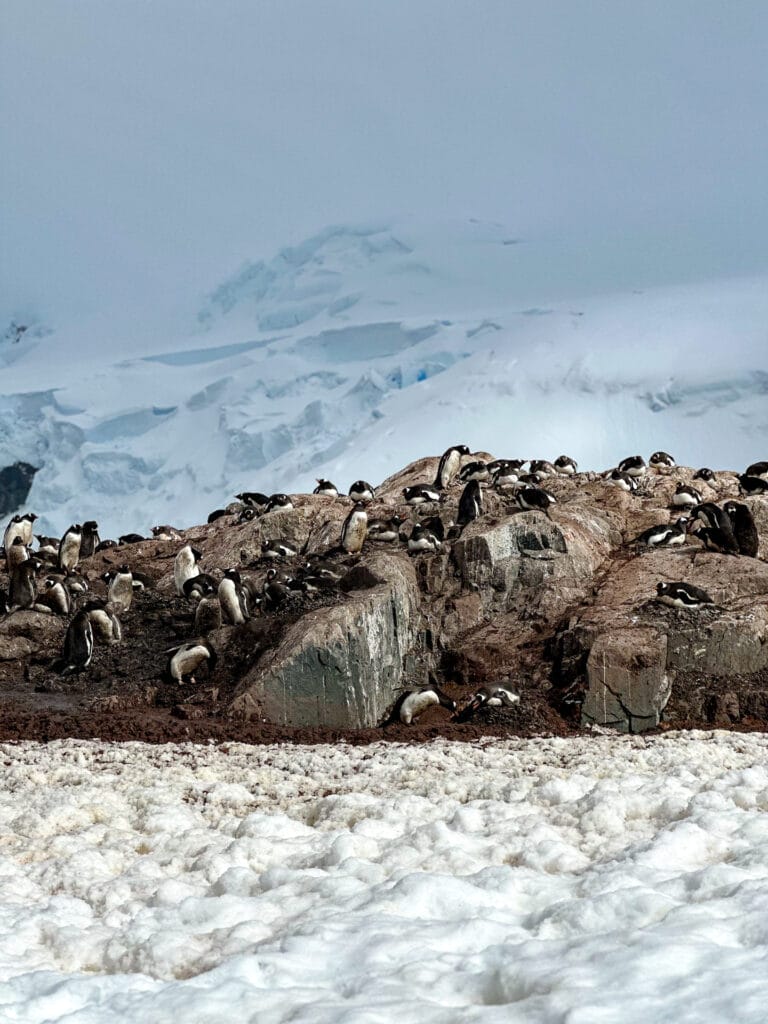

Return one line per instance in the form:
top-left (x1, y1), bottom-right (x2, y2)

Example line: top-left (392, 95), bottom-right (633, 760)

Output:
top-left (1, 448), bottom-right (766, 727)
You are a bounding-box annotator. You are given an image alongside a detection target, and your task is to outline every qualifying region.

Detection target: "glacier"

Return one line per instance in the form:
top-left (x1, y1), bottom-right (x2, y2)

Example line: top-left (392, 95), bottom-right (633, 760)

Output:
top-left (1, 221), bottom-right (767, 538)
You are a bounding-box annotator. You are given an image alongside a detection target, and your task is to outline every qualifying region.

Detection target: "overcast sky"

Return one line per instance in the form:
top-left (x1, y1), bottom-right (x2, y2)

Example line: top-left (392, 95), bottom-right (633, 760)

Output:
top-left (2, 1), bottom-right (767, 324)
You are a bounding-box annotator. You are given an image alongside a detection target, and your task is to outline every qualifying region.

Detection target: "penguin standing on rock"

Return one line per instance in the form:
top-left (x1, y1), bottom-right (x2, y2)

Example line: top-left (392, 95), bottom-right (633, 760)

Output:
top-left (105, 565), bottom-right (134, 614)
top-left (174, 545), bottom-right (202, 596)
top-left (650, 451), bottom-right (676, 470)
top-left (348, 481), bottom-right (375, 503)
top-left (218, 568), bottom-right (249, 625)
top-left (457, 479), bottom-right (483, 528)
top-left (59, 609), bottom-right (94, 675)
top-left (9, 560), bottom-right (39, 610)
top-left (6, 536), bottom-right (29, 573)
top-left (80, 521), bottom-right (100, 559)
top-left (313, 479), bottom-right (339, 497)
top-left (618, 455), bottom-right (647, 477)
top-left (166, 640), bottom-right (217, 684)
top-left (58, 524), bottom-right (82, 572)
top-left (434, 445), bottom-right (470, 489)
top-left (194, 583), bottom-right (222, 634)
top-left (3, 513), bottom-right (37, 550)
top-left (84, 599), bottom-right (122, 644)
top-left (722, 501), bottom-right (759, 557)
top-left (341, 502), bottom-right (368, 554)
top-left (516, 485), bottom-right (555, 517)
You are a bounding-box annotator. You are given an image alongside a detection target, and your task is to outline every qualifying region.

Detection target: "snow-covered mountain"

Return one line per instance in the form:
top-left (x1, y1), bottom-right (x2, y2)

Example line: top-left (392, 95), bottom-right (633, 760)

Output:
top-left (1, 220), bottom-right (767, 538)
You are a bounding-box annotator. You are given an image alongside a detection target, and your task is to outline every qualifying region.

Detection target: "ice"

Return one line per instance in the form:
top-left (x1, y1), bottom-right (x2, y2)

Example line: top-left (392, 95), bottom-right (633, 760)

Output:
top-left (0, 732), bottom-right (766, 1021)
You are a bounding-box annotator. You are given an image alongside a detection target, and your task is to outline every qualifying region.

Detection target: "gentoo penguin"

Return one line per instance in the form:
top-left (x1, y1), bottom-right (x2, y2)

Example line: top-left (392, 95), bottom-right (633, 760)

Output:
top-left (554, 455), bottom-right (578, 475)
top-left (457, 479), bottom-right (483, 527)
top-left (459, 461), bottom-right (489, 483)
top-left (151, 524), bottom-right (183, 541)
top-left (106, 564), bottom-right (134, 613)
top-left (237, 507), bottom-right (258, 523)
top-left (458, 685), bottom-right (520, 720)
top-left (656, 581), bottom-right (713, 610)
top-left (38, 576), bottom-right (71, 615)
top-left (6, 536), bottom-right (30, 573)
top-left (58, 524), bottom-right (82, 571)
top-left (367, 514), bottom-right (404, 542)
top-left (693, 467), bottom-right (715, 482)
top-left (9, 559), bottom-right (39, 610)
top-left (433, 445), bottom-right (471, 489)
top-left (403, 484), bottom-right (442, 505)
top-left (95, 539), bottom-right (118, 552)
top-left (118, 533), bottom-right (145, 545)
top-left (340, 501), bottom-right (368, 554)
top-left (348, 480), bottom-right (375, 503)
top-left (607, 470), bottom-right (638, 493)
top-left (166, 640), bottom-right (217, 684)
top-left (264, 493), bottom-right (294, 513)
top-left (672, 484), bottom-right (702, 508)
top-left (631, 518), bottom-right (689, 548)
top-left (398, 685), bottom-right (457, 725)
top-left (35, 535), bottom-right (59, 563)
top-left (519, 472), bottom-right (544, 486)
top-left (207, 510), bottom-right (231, 524)
top-left (745, 460), bottom-right (768, 480)
top-left (4, 512), bottom-right (37, 550)
top-left (260, 539), bottom-right (298, 560)
top-left (690, 503), bottom-right (739, 555)
top-left (516, 485), bottom-right (556, 516)
top-left (489, 460), bottom-right (521, 490)
top-left (183, 572), bottom-right (218, 602)
top-left (194, 584), bottom-right (222, 634)
top-left (235, 491), bottom-right (270, 509)
top-left (739, 474), bottom-right (768, 495)
top-left (722, 501), bottom-right (759, 558)
top-left (174, 544), bottom-right (202, 596)
top-left (618, 455), bottom-right (647, 477)
top-left (59, 609), bottom-right (94, 675)
top-left (83, 599), bottom-right (122, 644)
top-left (313, 479), bottom-right (339, 498)
top-left (650, 451), bottom-right (676, 469)
top-left (529, 459), bottom-right (557, 477)
top-left (64, 570), bottom-right (89, 596)
top-left (80, 520), bottom-right (100, 559)
top-left (218, 568), bottom-right (249, 625)
top-left (407, 522), bottom-right (442, 553)
top-left (263, 567), bottom-right (291, 610)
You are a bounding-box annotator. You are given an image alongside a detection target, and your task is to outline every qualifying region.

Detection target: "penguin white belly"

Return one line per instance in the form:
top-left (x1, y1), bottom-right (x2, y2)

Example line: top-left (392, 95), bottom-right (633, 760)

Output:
top-left (400, 690), bottom-right (438, 724)
top-left (219, 578), bottom-right (245, 624)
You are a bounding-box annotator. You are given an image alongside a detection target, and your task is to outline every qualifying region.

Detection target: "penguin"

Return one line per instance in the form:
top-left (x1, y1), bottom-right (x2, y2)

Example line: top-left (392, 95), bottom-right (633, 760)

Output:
top-left (58, 524), bottom-right (82, 572)
top-left (264, 493), bottom-right (294, 513)
top-left (9, 559), bottom-right (39, 610)
top-left (650, 451), bottom-right (676, 469)
top-left (403, 484), bottom-right (442, 505)
top-left (607, 470), bottom-right (638, 493)
top-left (59, 609), bottom-right (94, 675)
top-left (64, 570), bottom-right (89, 596)
top-left (722, 501), bottom-right (759, 558)
top-left (398, 685), bottom-right (457, 725)
top-left (237, 507), bottom-right (258, 523)
top-left (207, 510), bottom-right (231, 524)
top-left (457, 479), bottom-right (483, 527)
top-left (340, 501), bottom-right (368, 554)
top-left (745, 460), bottom-right (768, 480)
top-left (554, 455), bottom-right (578, 475)
top-left (166, 640), bottom-right (217, 684)
top-left (263, 567), bottom-right (291, 610)
top-left (489, 460), bottom-right (521, 490)
top-left (618, 455), bottom-right (647, 477)
top-left (6, 536), bottom-right (30, 573)
top-left (739, 475), bottom-right (768, 495)
top-left (194, 584), bottom-right (223, 634)
top-left (672, 484), bottom-right (702, 508)
top-left (529, 459), bottom-right (557, 477)
top-left (518, 472), bottom-right (544, 486)
top-left (313, 479), bottom-right (339, 498)
top-left (515, 485), bottom-right (556, 516)
top-left (690, 503), bottom-right (739, 554)
top-left (459, 461), bottom-right (489, 483)
top-left (84, 599), bottom-right (122, 644)
top-left (458, 685), bottom-right (520, 720)
top-left (656, 581), bottom-right (713, 610)
top-left (235, 491), bottom-right (270, 509)
top-left (218, 568), bottom-right (249, 625)
top-left (433, 445), bottom-right (471, 489)
top-left (260, 539), bottom-right (298, 560)
top-left (95, 539), bottom-right (118, 552)
top-left (106, 564), bottom-right (134, 614)
top-left (175, 544), bottom-right (202, 596)
top-left (34, 535), bottom-right (59, 563)
top-left (118, 533), bottom-right (145, 545)
top-left (38, 576), bottom-right (71, 615)
top-left (407, 523), bottom-right (442, 553)
top-left (630, 518), bottom-right (689, 548)
top-left (151, 524), bottom-right (183, 541)
top-left (80, 520), bottom-right (100, 559)
top-left (693, 467), bottom-right (715, 483)
top-left (4, 512), bottom-right (37, 550)
top-left (367, 514), bottom-right (404, 542)
top-left (348, 481), bottom-right (375, 503)
top-left (183, 572), bottom-right (218, 602)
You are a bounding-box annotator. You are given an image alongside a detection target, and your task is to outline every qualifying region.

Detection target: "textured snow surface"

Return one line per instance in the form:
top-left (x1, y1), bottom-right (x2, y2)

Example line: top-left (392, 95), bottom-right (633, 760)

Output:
top-left (1, 732), bottom-right (767, 1023)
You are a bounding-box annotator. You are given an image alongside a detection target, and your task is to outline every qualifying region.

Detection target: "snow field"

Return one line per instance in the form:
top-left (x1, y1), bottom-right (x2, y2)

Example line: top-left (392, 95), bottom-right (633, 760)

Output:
top-left (0, 733), bottom-right (767, 1022)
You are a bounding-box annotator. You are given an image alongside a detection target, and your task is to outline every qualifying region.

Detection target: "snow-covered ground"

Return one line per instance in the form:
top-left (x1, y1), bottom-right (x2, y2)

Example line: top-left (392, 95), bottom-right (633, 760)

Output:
top-left (1, 732), bottom-right (767, 1023)
top-left (2, 221), bottom-right (768, 538)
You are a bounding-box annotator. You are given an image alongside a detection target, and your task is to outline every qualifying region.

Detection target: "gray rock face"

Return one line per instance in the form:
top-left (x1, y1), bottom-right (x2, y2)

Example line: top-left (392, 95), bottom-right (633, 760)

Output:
top-left (229, 551), bottom-right (420, 728)
top-left (582, 629), bottom-right (670, 733)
